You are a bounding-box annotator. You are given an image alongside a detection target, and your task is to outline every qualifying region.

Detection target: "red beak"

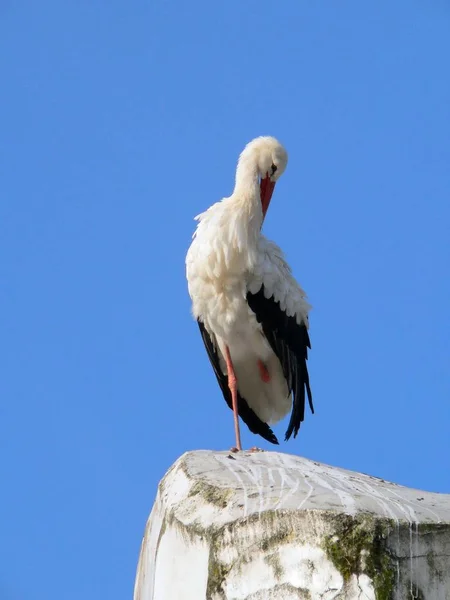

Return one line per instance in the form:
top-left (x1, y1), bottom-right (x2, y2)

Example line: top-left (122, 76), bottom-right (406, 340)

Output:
top-left (260, 174), bottom-right (276, 217)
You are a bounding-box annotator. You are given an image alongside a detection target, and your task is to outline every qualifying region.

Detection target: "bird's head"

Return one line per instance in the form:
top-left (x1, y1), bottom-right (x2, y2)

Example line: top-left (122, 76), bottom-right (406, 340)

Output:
top-left (236, 136), bottom-right (288, 217)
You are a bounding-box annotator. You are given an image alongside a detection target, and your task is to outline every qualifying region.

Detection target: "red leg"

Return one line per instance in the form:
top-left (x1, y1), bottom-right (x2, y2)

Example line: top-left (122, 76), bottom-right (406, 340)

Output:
top-left (224, 346), bottom-right (242, 452)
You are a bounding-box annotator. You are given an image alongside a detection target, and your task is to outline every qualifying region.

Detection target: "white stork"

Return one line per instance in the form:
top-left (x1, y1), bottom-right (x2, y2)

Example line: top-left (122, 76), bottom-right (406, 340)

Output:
top-left (186, 136), bottom-right (313, 451)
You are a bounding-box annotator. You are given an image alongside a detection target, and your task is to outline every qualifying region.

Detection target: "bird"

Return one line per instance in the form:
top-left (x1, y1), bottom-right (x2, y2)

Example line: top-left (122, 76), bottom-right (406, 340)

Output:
top-left (185, 136), bottom-right (313, 451)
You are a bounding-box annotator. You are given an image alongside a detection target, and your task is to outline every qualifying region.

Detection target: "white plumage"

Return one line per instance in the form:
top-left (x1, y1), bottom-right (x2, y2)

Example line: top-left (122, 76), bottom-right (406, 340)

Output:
top-left (186, 136), bottom-right (313, 449)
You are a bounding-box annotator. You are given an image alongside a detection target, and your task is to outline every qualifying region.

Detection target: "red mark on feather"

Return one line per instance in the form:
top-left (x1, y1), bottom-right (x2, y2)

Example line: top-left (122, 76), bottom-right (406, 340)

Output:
top-left (257, 360), bottom-right (271, 383)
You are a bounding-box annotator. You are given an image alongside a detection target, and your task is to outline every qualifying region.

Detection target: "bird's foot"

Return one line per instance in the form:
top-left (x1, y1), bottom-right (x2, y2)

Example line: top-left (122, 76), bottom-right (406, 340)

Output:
top-left (228, 446), bottom-right (263, 453)
top-left (249, 446), bottom-right (264, 453)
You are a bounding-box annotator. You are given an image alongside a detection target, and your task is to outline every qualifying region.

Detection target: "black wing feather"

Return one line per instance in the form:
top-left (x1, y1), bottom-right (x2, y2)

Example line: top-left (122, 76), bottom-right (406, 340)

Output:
top-left (197, 320), bottom-right (279, 445)
top-left (246, 285), bottom-right (314, 441)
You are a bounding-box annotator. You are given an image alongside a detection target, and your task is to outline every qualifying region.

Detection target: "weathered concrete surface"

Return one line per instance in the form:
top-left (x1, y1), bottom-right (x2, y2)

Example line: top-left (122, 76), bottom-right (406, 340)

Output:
top-left (134, 451), bottom-right (450, 600)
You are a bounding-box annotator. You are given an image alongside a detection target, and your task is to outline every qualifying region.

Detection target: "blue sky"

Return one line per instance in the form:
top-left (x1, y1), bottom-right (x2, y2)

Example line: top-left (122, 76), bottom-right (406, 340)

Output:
top-left (1, 1), bottom-right (449, 598)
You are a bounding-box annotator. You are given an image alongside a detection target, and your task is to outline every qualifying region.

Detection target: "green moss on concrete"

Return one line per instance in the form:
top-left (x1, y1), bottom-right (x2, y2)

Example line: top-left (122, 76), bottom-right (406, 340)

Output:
top-left (206, 533), bottom-right (229, 599)
top-left (189, 481), bottom-right (233, 509)
top-left (418, 522), bottom-right (446, 536)
top-left (264, 552), bottom-right (284, 579)
top-left (162, 507), bottom-right (216, 544)
top-left (206, 558), bottom-right (230, 599)
top-left (323, 514), bottom-right (396, 600)
top-left (248, 509), bottom-right (298, 550)
top-left (205, 509), bottom-right (297, 598)
top-left (369, 549), bottom-right (396, 600)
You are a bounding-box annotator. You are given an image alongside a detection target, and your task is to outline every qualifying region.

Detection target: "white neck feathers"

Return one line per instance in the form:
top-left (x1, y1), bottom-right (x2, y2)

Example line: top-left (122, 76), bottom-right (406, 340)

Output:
top-left (233, 151), bottom-right (259, 199)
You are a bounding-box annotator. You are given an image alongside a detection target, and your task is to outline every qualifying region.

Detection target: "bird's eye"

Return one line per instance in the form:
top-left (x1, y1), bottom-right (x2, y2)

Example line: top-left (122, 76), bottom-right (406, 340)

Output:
top-left (270, 164), bottom-right (277, 176)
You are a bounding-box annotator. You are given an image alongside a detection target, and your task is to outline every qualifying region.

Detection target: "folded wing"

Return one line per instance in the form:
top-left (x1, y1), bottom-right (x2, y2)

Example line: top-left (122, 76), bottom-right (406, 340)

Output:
top-left (246, 237), bottom-right (314, 440)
